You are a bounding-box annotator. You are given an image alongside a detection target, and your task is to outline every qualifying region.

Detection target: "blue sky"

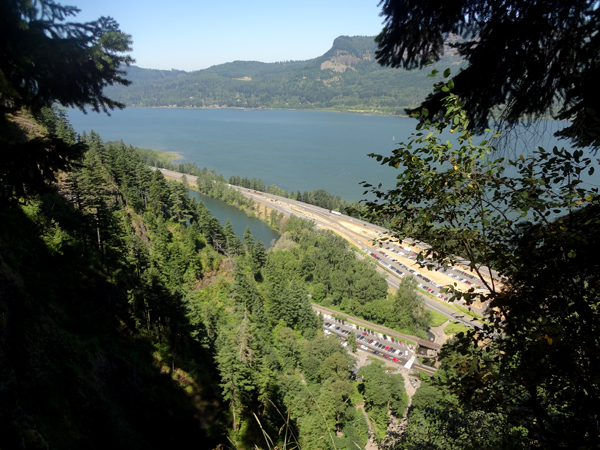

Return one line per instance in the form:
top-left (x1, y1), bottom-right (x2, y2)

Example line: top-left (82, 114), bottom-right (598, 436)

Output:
top-left (66, 0), bottom-right (385, 72)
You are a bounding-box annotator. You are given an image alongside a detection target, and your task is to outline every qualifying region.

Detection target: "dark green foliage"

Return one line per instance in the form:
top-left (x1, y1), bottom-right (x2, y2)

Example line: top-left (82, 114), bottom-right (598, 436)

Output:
top-left (0, 0), bottom-right (133, 202)
top-left (0, 0), bottom-right (132, 114)
top-left (279, 279), bottom-right (317, 338)
top-left (358, 359), bottom-right (408, 440)
top-left (0, 181), bottom-right (225, 449)
top-left (364, 73), bottom-right (600, 446)
top-left (223, 218), bottom-right (243, 256)
top-left (375, 0), bottom-right (600, 149)
top-left (390, 276), bottom-right (431, 336)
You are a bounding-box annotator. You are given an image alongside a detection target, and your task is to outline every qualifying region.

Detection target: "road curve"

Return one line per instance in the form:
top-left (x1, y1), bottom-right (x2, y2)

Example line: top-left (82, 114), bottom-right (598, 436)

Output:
top-left (153, 167), bottom-right (485, 329)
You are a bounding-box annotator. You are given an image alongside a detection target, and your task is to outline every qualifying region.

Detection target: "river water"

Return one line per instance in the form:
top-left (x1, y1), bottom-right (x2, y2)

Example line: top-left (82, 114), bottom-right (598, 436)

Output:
top-left (67, 107), bottom-right (593, 238)
top-left (67, 108), bottom-right (428, 201)
top-left (188, 190), bottom-right (280, 248)
top-left (67, 108), bottom-right (580, 202)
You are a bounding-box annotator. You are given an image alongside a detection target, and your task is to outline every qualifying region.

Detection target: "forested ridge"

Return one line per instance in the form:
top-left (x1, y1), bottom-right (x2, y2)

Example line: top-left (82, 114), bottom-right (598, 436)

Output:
top-left (2, 0), bottom-right (599, 448)
top-left (1, 107), bottom-right (429, 448)
top-left (103, 35), bottom-right (462, 115)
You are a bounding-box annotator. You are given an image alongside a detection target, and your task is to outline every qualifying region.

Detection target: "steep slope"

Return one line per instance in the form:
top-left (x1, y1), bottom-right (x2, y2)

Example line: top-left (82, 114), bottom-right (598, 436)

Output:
top-left (0, 113), bottom-right (229, 448)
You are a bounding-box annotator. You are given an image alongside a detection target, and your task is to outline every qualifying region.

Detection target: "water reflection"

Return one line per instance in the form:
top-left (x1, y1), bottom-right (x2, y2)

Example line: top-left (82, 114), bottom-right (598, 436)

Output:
top-left (188, 190), bottom-right (280, 248)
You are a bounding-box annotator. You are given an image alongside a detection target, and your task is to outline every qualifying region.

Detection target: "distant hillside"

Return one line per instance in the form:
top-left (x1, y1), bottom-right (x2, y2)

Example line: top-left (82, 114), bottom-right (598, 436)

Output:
top-left (105, 35), bottom-right (463, 115)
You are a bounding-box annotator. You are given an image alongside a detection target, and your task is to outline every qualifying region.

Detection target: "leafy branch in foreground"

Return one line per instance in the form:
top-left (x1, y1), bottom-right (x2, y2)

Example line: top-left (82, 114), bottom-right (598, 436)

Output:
top-left (362, 71), bottom-right (600, 448)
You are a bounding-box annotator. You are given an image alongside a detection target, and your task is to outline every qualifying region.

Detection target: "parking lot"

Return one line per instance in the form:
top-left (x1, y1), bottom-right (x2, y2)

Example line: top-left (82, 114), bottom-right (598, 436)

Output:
top-left (322, 318), bottom-right (413, 365)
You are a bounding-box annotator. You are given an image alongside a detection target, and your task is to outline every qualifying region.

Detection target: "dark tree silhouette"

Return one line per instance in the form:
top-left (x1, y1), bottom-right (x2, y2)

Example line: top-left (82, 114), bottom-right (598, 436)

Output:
top-left (0, 0), bottom-right (133, 201)
top-left (375, 0), bottom-right (600, 149)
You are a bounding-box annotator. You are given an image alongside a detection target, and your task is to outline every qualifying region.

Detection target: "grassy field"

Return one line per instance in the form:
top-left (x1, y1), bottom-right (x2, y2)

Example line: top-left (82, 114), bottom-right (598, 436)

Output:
top-left (429, 310), bottom-right (449, 327)
top-left (153, 149), bottom-right (181, 162)
top-left (444, 321), bottom-right (469, 336)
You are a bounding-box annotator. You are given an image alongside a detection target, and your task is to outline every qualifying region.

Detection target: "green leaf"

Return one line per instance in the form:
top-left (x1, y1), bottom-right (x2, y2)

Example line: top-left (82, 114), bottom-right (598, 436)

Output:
top-left (443, 68), bottom-right (451, 78)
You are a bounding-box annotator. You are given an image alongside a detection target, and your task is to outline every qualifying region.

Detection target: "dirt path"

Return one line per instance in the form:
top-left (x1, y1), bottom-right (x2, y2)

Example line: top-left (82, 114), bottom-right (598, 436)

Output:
top-left (355, 403), bottom-right (378, 450)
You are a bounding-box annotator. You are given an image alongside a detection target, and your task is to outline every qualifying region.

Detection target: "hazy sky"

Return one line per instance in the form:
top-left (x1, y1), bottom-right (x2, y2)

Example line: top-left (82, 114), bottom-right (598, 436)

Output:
top-left (65, 0), bottom-right (385, 72)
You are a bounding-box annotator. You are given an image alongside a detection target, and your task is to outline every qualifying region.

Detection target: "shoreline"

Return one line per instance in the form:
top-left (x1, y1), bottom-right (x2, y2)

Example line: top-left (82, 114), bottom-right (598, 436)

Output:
top-left (119, 104), bottom-right (410, 118)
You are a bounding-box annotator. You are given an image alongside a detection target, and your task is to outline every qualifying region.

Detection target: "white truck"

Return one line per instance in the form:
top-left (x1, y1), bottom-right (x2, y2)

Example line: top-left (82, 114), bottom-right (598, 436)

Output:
top-left (329, 210), bottom-right (341, 216)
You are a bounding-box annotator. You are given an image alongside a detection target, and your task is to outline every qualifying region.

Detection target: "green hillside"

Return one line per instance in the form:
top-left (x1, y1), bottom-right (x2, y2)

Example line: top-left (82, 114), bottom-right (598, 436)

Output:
top-left (104, 35), bottom-right (463, 115)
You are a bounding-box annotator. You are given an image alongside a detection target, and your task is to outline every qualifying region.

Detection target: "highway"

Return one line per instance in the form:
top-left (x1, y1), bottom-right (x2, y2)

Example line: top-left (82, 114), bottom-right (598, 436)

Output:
top-left (155, 167), bottom-right (487, 328)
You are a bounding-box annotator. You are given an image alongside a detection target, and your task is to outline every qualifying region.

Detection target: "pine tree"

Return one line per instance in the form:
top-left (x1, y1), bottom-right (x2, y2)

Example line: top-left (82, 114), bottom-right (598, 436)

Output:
top-left (243, 226), bottom-right (255, 255)
top-left (250, 239), bottom-right (267, 281)
top-left (216, 310), bottom-right (258, 431)
top-left (223, 218), bottom-right (243, 256)
top-left (148, 170), bottom-right (170, 216)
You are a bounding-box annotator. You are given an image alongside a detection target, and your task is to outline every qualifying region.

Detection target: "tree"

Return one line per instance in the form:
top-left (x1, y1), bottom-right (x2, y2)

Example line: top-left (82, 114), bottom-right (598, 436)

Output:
top-left (0, 0), bottom-right (133, 200)
top-left (358, 359), bottom-right (408, 439)
top-left (375, 0), bottom-right (600, 149)
top-left (1, 0), bottom-right (133, 114)
top-left (148, 170), bottom-right (170, 215)
top-left (243, 226), bottom-right (255, 254)
top-left (363, 76), bottom-right (600, 448)
top-left (223, 218), bottom-right (243, 256)
top-left (216, 313), bottom-right (257, 432)
top-left (250, 238), bottom-right (267, 281)
top-left (281, 279), bottom-right (318, 337)
top-left (346, 331), bottom-right (357, 353)
top-left (392, 276), bottom-right (431, 337)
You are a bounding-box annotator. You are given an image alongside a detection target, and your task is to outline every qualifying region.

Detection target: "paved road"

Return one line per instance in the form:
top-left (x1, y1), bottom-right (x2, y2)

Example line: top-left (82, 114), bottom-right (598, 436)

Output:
top-left (155, 167), bottom-right (486, 328)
